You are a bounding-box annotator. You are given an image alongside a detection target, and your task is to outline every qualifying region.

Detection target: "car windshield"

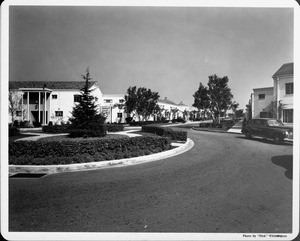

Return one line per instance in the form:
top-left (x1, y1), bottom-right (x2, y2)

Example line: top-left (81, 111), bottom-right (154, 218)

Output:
top-left (267, 119), bottom-right (284, 127)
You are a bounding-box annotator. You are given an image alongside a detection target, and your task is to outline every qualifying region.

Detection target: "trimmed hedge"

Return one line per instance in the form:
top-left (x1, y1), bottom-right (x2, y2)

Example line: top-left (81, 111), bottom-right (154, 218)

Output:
top-left (9, 126), bottom-right (20, 136)
top-left (9, 136), bottom-right (172, 165)
top-left (69, 127), bottom-right (107, 138)
top-left (199, 119), bottom-right (235, 129)
top-left (130, 120), bottom-right (170, 126)
top-left (105, 124), bottom-right (124, 132)
top-left (141, 125), bottom-right (187, 141)
top-left (43, 123), bottom-right (124, 133)
top-left (42, 125), bottom-right (70, 133)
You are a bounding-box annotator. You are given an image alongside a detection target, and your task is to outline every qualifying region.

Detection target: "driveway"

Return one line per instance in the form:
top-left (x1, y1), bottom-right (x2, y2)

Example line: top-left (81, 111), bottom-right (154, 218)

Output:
top-left (9, 129), bottom-right (293, 233)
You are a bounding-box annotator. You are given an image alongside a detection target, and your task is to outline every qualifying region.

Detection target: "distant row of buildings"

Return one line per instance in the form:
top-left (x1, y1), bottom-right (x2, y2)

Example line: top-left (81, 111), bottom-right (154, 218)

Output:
top-left (245, 62), bottom-right (294, 127)
top-left (8, 81), bottom-right (194, 125)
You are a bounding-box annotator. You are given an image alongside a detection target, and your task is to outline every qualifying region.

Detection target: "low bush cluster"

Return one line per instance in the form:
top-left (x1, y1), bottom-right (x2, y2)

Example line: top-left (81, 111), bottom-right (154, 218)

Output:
top-left (42, 124), bottom-right (70, 133)
top-left (105, 124), bottom-right (124, 132)
top-left (69, 127), bottom-right (107, 138)
top-left (199, 119), bottom-right (236, 129)
top-left (9, 136), bottom-right (171, 165)
top-left (141, 125), bottom-right (187, 141)
top-left (171, 117), bottom-right (186, 123)
top-left (130, 120), bottom-right (170, 126)
top-left (12, 120), bottom-right (34, 128)
top-left (9, 126), bottom-right (20, 136)
top-left (42, 123), bottom-right (123, 135)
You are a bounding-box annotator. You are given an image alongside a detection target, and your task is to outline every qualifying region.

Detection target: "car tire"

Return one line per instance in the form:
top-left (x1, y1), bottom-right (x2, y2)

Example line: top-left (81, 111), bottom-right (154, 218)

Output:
top-left (273, 135), bottom-right (283, 145)
top-left (245, 131), bottom-right (252, 139)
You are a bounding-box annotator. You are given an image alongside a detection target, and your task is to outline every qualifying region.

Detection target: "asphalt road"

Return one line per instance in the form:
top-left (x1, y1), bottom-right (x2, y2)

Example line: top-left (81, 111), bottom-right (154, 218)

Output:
top-left (9, 130), bottom-right (293, 233)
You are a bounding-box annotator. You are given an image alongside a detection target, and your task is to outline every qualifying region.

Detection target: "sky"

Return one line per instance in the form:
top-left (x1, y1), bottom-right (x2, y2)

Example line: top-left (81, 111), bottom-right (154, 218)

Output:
top-left (9, 5), bottom-right (293, 109)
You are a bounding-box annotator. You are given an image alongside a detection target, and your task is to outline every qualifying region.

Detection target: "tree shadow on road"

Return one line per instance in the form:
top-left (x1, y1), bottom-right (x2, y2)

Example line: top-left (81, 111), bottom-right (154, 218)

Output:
top-left (271, 155), bottom-right (293, 180)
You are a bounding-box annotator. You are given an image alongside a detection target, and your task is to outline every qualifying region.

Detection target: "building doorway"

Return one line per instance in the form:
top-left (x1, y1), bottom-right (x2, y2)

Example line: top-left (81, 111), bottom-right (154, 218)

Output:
top-left (31, 111), bottom-right (48, 124)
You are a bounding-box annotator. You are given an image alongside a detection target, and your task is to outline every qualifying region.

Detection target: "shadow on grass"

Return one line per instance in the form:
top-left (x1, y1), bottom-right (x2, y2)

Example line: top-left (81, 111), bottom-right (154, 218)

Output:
top-left (271, 155), bottom-right (293, 180)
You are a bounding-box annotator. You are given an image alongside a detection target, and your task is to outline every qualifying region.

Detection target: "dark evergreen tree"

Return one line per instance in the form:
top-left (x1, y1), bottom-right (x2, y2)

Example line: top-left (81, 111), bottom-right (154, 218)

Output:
top-left (69, 68), bottom-right (106, 134)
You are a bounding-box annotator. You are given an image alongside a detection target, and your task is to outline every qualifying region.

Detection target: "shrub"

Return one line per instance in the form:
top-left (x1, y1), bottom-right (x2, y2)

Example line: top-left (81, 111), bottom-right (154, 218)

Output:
top-left (9, 136), bottom-right (172, 165)
top-left (105, 124), bottom-right (124, 132)
top-left (42, 124), bottom-right (70, 133)
top-left (172, 117), bottom-right (186, 123)
top-left (33, 121), bottom-right (42, 127)
top-left (129, 120), bottom-right (171, 126)
top-left (68, 127), bottom-right (107, 138)
top-left (199, 123), bottom-right (210, 128)
top-left (141, 125), bottom-right (187, 141)
top-left (125, 117), bottom-right (133, 124)
top-left (13, 120), bottom-right (19, 127)
top-left (24, 121), bottom-right (34, 128)
top-left (9, 126), bottom-right (20, 136)
top-left (48, 121), bottom-right (53, 126)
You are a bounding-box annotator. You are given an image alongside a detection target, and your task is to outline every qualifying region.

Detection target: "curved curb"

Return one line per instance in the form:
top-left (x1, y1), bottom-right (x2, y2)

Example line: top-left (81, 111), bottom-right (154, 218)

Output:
top-left (9, 138), bottom-right (194, 175)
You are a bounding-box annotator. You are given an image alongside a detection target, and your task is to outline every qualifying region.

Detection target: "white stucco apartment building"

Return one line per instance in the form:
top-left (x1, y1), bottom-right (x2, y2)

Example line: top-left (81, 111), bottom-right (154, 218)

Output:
top-left (247, 62), bottom-right (294, 126)
top-left (9, 81), bottom-right (103, 125)
top-left (9, 81), bottom-right (193, 124)
top-left (251, 87), bottom-right (274, 119)
top-left (272, 62), bottom-right (294, 126)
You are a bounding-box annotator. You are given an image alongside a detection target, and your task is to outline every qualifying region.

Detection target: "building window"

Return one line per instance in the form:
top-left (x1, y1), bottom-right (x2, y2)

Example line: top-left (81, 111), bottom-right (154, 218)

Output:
top-left (259, 112), bottom-right (268, 118)
top-left (55, 111), bottom-right (63, 117)
top-left (74, 95), bottom-right (82, 102)
top-left (258, 94), bottom-right (265, 99)
top-left (119, 99), bottom-right (124, 104)
top-left (283, 109), bottom-right (293, 123)
top-left (117, 113), bottom-right (122, 118)
top-left (104, 99), bottom-right (112, 103)
top-left (52, 94), bottom-right (57, 99)
top-left (285, 83), bottom-right (293, 94)
top-left (16, 111), bottom-right (22, 117)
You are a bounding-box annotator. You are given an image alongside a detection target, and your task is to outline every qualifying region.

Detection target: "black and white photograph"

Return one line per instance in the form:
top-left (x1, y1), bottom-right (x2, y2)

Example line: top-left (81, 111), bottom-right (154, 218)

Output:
top-left (1, 0), bottom-right (299, 240)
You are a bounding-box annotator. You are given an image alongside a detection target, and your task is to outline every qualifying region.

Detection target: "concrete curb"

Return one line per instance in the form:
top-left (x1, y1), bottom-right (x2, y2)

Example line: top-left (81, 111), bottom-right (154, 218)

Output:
top-left (9, 138), bottom-right (194, 175)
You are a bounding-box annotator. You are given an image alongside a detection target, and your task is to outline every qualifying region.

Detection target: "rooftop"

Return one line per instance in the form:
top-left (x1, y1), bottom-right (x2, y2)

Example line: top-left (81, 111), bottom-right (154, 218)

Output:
top-left (158, 97), bottom-right (177, 106)
top-left (9, 81), bottom-right (98, 90)
top-left (272, 62), bottom-right (293, 78)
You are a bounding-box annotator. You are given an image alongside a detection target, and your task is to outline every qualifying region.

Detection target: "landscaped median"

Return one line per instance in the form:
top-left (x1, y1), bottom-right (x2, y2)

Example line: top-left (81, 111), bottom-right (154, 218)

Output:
top-left (9, 137), bottom-right (194, 174)
top-left (9, 126), bottom-right (193, 174)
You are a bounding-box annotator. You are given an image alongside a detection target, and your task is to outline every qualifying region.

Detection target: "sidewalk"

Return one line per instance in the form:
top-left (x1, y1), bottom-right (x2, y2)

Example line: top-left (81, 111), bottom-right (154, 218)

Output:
top-left (227, 120), bottom-right (243, 134)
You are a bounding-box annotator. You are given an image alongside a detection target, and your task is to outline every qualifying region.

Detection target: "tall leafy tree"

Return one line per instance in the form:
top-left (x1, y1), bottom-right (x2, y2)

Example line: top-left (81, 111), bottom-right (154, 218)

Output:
top-left (70, 68), bottom-right (105, 129)
top-left (207, 75), bottom-right (233, 122)
top-left (124, 86), bottom-right (138, 118)
top-left (230, 101), bottom-right (239, 120)
top-left (193, 82), bottom-right (210, 117)
top-left (124, 86), bottom-right (160, 121)
top-left (9, 91), bottom-right (26, 123)
top-left (136, 87), bottom-right (160, 121)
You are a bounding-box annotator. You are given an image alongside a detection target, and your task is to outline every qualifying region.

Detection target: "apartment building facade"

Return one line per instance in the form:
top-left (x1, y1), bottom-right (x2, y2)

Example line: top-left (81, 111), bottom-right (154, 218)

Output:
top-left (9, 81), bottom-right (193, 124)
top-left (272, 62), bottom-right (293, 126)
top-left (246, 62), bottom-right (294, 126)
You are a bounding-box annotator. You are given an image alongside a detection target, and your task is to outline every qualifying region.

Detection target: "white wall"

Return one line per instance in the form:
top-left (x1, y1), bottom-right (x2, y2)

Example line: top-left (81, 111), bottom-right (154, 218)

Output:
top-left (49, 85), bottom-right (103, 124)
top-left (273, 76), bottom-right (293, 109)
top-left (101, 94), bottom-right (125, 123)
top-left (252, 87), bottom-right (274, 118)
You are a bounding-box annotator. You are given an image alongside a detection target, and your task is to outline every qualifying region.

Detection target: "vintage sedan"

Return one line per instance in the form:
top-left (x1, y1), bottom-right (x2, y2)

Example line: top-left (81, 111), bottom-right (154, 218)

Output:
top-left (242, 118), bottom-right (293, 144)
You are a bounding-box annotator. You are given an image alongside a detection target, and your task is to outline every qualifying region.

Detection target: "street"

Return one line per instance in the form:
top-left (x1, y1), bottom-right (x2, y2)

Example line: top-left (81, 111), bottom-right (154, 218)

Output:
top-left (9, 129), bottom-right (293, 233)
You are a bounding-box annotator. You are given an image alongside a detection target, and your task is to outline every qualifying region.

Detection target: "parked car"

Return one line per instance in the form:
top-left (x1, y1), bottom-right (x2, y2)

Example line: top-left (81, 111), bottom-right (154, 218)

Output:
top-left (242, 118), bottom-right (293, 144)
